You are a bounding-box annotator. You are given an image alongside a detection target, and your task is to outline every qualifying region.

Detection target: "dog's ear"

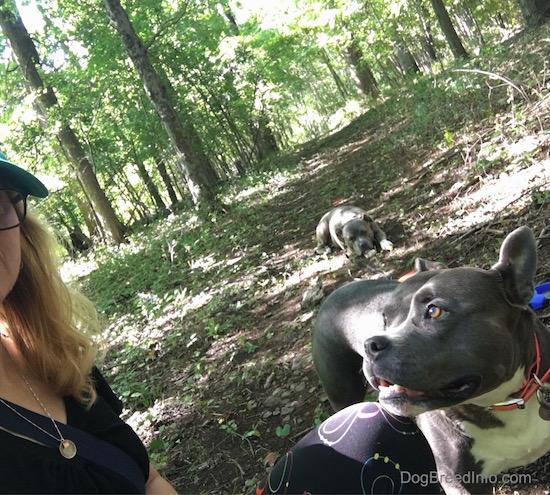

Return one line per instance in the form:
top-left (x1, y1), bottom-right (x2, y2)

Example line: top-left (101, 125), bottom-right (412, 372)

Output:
top-left (414, 258), bottom-right (447, 272)
top-left (492, 227), bottom-right (537, 305)
top-left (362, 214), bottom-right (374, 223)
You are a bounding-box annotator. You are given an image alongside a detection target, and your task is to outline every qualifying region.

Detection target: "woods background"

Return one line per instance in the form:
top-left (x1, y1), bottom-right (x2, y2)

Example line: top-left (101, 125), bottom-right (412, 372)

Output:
top-left (1, 1), bottom-right (550, 493)
top-left (0, 0), bottom-right (546, 249)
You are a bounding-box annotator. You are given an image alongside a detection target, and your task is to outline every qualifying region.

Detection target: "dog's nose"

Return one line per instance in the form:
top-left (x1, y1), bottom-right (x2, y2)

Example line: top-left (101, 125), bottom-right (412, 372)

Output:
top-left (365, 335), bottom-right (391, 358)
top-left (359, 240), bottom-right (372, 251)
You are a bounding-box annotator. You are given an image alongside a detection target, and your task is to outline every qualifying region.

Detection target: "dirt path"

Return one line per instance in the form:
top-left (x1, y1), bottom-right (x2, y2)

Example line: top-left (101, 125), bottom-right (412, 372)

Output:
top-left (97, 26), bottom-right (550, 495)
top-left (157, 106), bottom-right (550, 493)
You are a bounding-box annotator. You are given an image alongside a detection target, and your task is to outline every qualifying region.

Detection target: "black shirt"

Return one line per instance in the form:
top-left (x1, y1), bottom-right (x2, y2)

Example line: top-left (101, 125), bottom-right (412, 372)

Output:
top-left (0, 368), bottom-right (149, 494)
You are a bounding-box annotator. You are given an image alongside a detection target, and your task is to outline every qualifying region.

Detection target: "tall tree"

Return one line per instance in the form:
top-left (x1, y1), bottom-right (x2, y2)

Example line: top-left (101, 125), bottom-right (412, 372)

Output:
top-left (319, 48), bottom-right (350, 99)
top-left (223, 7), bottom-right (279, 162)
top-left (517, 0), bottom-right (550, 26)
top-left (154, 155), bottom-right (179, 206)
top-left (414, 1), bottom-right (439, 63)
top-left (345, 34), bottom-right (379, 98)
top-left (429, 0), bottom-right (469, 59)
top-left (0, 0), bottom-right (126, 243)
top-left (394, 41), bottom-right (421, 74)
top-left (132, 153), bottom-right (168, 214)
top-left (103, 0), bottom-right (220, 209)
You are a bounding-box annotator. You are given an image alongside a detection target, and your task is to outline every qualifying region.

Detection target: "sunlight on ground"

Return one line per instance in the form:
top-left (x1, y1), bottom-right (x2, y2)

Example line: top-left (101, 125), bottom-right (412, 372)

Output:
top-left (263, 253), bottom-right (346, 299)
top-left (226, 169), bottom-right (302, 204)
top-left (189, 253), bottom-right (245, 273)
top-left (125, 396), bottom-right (182, 446)
top-left (441, 159), bottom-right (549, 236)
top-left (60, 258), bottom-right (99, 282)
top-left (103, 288), bottom-right (215, 348)
top-left (188, 254), bottom-right (217, 271)
top-left (60, 211), bottom-right (202, 284)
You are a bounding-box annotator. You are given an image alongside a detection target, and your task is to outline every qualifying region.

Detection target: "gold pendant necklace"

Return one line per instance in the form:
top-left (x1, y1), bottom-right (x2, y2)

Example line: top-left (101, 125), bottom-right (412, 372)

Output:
top-left (0, 333), bottom-right (77, 459)
top-left (0, 375), bottom-right (77, 459)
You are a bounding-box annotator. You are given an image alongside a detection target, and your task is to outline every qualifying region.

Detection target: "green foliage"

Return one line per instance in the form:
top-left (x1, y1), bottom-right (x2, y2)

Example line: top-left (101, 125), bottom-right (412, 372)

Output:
top-left (0, 0), bottom-right (529, 241)
top-left (148, 436), bottom-right (170, 470)
top-left (43, 17), bottom-right (550, 491)
top-left (219, 419), bottom-right (238, 435)
top-left (275, 423), bottom-right (291, 438)
top-left (313, 404), bottom-right (330, 426)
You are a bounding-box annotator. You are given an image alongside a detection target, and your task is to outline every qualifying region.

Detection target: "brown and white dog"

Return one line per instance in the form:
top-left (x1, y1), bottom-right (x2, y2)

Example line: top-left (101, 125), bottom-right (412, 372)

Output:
top-left (314, 205), bottom-right (393, 259)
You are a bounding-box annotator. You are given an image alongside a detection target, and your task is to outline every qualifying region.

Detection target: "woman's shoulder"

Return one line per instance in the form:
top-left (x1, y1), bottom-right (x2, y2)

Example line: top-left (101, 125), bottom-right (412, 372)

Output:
top-left (66, 367), bottom-right (149, 479)
top-left (67, 367), bottom-right (134, 435)
top-left (91, 366), bottom-right (124, 415)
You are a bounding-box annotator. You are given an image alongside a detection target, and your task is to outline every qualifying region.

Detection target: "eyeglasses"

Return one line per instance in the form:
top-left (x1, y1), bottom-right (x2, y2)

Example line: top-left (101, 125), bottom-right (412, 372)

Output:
top-left (0, 189), bottom-right (27, 231)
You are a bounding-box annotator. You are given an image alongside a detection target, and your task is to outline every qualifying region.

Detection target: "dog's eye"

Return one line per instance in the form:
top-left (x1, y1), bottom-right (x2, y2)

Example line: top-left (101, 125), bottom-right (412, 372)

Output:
top-left (426, 304), bottom-right (443, 319)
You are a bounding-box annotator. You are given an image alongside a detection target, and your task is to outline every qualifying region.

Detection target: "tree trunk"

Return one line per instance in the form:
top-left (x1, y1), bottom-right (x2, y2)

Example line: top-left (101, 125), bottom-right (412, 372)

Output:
top-left (56, 196), bottom-right (92, 254)
top-left (166, 160), bottom-right (187, 200)
top-left (517, 0), bottom-right (550, 27)
top-left (377, 58), bottom-right (402, 87)
top-left (114, 167), bottom-right (149, 221)
top-left (346, 36), bottom-right (380, 98)
top-left (429, 0), bottom-right (469, 59)
top-left (253, 114), bottom-right (279, 160)
top-left (494, 13), bottom-right (507, 29)
top-left (135, 160), bottom-right (167, 213)
top-left (319, 48), bottom-right (350, 100)
top-left (394, 42), bottom-right (420, 74)
top-left (462, 1), bottom-right (486, 45)
top-left (154, 156), bottom-right (179, 206)
top-left (103, 0), bottom-right (220, 209)
top-left (133, 153), bottom-right (168, 214)
top-left (56, 210), bottom-right (92, 254)
top-left (58, 127), bottom-right (126, 242)
top-left (0, 0), bottom-right (126, 244)
top-left (73, 188), bottom-right (99, 239)
top-left (223, 6), bottom-right (279, 162)
top-left (414, 1), bottom-right (439, 62)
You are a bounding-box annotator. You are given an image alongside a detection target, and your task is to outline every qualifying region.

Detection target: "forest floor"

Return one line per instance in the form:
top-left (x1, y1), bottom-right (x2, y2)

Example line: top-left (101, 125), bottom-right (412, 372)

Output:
top-left (70, 24), bottom-right (550, 495)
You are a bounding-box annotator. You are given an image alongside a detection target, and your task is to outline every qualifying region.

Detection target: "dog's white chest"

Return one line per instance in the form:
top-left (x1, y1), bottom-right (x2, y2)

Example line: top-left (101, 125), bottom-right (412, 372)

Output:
top-left (464, 401), bottom-right (550, 474)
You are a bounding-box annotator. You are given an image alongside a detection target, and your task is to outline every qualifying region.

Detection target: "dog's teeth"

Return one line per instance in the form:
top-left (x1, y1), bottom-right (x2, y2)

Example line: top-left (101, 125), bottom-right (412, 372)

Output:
top-left (455, 384), bottom-right (470, 392)
top-left (386, 384), bottom-right (424, 397)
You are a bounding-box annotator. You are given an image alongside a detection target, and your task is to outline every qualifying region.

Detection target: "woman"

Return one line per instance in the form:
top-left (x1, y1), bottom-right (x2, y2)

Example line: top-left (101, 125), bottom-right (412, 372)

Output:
top-left (0, 154), bottom-right (176, 494)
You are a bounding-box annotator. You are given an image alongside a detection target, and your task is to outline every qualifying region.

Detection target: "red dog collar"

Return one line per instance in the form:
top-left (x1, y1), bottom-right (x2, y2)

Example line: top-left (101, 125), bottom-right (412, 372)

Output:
top-left (490, 334), bottom-right (550, 411)
top-left (396, 267), bottom-right (550, 412)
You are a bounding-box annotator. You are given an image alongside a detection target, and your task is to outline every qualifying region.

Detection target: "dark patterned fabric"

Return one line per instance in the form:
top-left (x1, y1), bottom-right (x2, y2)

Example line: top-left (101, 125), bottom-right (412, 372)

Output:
top-left (255, 401), bottom-right (441, 494)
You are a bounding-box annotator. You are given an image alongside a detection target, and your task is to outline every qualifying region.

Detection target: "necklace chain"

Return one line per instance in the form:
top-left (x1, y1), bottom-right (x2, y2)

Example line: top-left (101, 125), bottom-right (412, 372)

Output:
top-left (0, 395), bottom-right (62, 443)
top-left (20, 375), bottom-right (66, 443)
top-left (0, 337), bottom-right (77, 459)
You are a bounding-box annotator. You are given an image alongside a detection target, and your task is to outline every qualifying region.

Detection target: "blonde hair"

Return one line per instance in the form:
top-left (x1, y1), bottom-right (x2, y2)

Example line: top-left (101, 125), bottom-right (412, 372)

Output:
top-left (2, 213), bottom-right (99, 405)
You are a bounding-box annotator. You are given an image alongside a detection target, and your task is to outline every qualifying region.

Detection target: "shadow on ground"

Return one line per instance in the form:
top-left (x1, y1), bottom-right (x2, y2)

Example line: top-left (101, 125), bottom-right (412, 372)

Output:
top-left (78, 24), bottom-right (550, 495)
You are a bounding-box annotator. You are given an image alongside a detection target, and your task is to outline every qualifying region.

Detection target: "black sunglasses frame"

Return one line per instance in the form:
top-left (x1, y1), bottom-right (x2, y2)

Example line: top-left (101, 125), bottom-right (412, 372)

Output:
top-left (0, 189), bottom-right (28, 231)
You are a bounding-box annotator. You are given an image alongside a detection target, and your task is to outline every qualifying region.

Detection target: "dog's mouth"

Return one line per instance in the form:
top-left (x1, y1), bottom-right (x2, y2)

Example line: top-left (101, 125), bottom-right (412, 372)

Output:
top-left (373, 374), bottom-right (481, 403)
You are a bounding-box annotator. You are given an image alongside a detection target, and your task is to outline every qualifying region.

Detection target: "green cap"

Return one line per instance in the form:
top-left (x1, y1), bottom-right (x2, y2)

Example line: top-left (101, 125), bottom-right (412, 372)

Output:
top-left (0, 152), bottom-right (48, 198)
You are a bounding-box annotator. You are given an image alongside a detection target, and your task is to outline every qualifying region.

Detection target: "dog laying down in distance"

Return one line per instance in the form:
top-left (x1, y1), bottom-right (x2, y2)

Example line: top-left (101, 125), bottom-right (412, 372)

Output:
top-left (314, 205), bottom-right (393, 259)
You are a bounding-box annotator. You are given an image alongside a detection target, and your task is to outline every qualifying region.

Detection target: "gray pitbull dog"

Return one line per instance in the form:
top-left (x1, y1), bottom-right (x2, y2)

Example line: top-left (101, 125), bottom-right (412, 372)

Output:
top-left (312, 258), bottom-right (442, 411)
top-left (314, 205), bottom-right (393, 258)
top-left (361, 227), bottom-right (550, 494)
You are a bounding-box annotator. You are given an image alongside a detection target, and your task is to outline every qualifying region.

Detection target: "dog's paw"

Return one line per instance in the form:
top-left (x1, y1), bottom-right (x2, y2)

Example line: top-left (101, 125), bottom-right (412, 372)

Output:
top-left (314, 246), bottom-right (331, 256)
top-left (364, 249), bottom-right (377, 259)
top-left (380, 240), bottom-right (394, 251)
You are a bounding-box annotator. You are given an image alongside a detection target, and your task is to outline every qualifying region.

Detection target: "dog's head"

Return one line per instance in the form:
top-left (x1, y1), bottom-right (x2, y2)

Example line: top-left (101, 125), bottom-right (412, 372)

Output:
top-left (341, 219), bottom-right (376, 258)
top-left (363, 227), bottom-right (537, 417)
